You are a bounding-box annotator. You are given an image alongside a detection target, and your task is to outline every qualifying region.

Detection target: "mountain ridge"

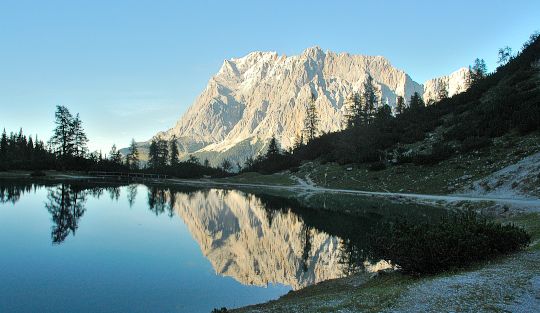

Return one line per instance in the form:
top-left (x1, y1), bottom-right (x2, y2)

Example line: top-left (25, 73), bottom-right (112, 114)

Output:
top-left (131, 47), bottom-right (469, 165)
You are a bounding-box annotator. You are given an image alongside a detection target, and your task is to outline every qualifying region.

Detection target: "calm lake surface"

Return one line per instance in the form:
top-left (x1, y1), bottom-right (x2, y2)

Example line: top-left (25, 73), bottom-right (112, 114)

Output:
top-left (0, 180), bottom-right (443, 312)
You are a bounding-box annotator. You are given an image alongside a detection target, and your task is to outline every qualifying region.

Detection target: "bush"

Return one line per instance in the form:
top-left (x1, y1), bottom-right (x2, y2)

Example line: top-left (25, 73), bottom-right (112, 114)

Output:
top-left (211, 308), bottom-right (228, 313)
top-left (30, 170), bottom-right (46, 177)
top-left (460, 136), bottom-right (492, 153)
top-left (369, 211), bottom-right (530, 275)
top-left (412, 142), bottom-right (454, 165)
top-left (368, 161), bottom-right (387, 171)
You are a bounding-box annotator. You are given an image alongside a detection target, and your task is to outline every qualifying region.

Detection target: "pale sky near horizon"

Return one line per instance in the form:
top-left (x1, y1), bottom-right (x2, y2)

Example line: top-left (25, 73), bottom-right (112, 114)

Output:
top-left (1, 0), bottom-right (539, 152)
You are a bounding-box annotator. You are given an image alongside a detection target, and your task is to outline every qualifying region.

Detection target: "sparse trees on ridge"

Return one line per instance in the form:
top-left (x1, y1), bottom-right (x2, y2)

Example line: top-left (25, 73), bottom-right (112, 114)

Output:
top-left (471, 58), bottom-right (487, 83)
top-left (497, 46), bottom-right (512, 66)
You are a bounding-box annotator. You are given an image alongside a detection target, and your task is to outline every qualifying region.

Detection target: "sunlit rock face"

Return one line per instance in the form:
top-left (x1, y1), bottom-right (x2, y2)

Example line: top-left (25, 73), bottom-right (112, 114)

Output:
top-left (153, 47), bottom-right (466, 165)
top-left (171, 189), bottom-right (344, 290)
top-left (423, 67), bottom-right (470, 103)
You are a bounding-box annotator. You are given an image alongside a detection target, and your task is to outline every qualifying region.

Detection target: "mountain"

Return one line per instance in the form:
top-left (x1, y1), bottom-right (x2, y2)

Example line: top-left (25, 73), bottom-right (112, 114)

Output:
top-left (142, 47), bottom-right (468, 165)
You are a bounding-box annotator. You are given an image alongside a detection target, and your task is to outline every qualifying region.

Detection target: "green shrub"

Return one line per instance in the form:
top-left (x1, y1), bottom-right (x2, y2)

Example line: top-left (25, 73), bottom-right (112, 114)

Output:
top-left (211, 308), bottom-right (228, 313)
top-left (369, 211), bottom-right (530, 275)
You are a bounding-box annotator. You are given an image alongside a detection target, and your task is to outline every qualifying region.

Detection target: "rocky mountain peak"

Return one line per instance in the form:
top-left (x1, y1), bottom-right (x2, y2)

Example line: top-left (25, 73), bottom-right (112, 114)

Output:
top-left (150, 47), bottom-right (468, 165)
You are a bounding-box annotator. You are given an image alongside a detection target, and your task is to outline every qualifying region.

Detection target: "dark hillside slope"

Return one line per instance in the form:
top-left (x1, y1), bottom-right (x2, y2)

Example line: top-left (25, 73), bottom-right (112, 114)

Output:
top-left (255, 33), bottom-right (540, 169)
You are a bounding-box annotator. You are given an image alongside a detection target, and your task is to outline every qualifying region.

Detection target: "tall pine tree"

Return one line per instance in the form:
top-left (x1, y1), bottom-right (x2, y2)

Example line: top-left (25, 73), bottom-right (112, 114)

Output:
top-left (169, 135), bottom-right (179, 166)
top-left (72, 113), bottom-right (88, 158)
top-left (126, 138), bottom-right (140, 170)
top-left (50, 105), bottom-right (75, 157)
top-left (362, 74), bottom-right (378, 124)
top-left (303, 92), bottom-right (319, 142)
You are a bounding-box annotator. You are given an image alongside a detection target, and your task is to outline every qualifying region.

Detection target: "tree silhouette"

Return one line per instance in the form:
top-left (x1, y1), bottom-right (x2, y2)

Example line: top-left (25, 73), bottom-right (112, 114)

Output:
top-left (362, 74), bottom-right (378, 124)
top-left (72, 113), bottom-right (89, 157)
top-left (344, 92), bottom-right (363, 128)
top-left (50, 105), bottom-right (75, 158)
top-left (126, 138), bottom-right (140, 170)
top-left (497, 46), bottom-right (512, 66)
top-left (169, 135), bottom-right (179, 166)
top-left (395, 96), bottom-right (406, 115)
top-left (303, 92), bottom-right (319, 142)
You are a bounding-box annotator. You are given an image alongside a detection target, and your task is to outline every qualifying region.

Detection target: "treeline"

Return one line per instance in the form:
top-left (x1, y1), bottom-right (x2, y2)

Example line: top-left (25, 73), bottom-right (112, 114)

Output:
top-left (1, 105), bottom-right (229, 178)
top-left (0, 129), bottom-right (54, 170)
top-left (245, 32), bottom-right (540, 174)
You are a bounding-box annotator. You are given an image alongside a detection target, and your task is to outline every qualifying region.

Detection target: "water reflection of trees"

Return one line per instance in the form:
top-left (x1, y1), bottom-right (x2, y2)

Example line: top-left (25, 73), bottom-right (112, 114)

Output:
top-left (147, 186), bottom-right (177, 218)
top-left (0, 182), bottom-right (34, 204)
top-left (1, 181), bottom-right (445, 277)
top-left (45, 184), bottom-right (87, 244)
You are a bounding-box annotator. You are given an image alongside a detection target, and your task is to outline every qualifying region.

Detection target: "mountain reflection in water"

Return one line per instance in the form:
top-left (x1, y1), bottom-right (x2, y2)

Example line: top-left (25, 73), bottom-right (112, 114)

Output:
top-left (0, 181), bottom-right (443, 293)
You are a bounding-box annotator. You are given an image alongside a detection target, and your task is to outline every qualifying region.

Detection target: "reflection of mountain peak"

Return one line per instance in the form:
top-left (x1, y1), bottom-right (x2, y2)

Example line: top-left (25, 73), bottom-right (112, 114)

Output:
top-left (171, 189), bottom-right (344, 289)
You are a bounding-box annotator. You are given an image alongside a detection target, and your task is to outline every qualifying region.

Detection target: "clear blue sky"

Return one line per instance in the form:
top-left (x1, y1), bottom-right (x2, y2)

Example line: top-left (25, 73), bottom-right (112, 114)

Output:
top-left (1, 0), bottom-right (538, 152)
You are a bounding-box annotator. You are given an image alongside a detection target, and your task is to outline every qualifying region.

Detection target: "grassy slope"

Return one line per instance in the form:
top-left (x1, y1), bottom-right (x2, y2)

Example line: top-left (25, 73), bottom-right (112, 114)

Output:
top-left (222, 131), bottom-right (540, 195)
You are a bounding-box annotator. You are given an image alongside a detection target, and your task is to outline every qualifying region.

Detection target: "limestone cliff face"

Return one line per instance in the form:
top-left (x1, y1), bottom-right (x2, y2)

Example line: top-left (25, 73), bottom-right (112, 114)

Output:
top-left (170, 189), bottom-right (344, 289)
top-left (152, 47), bottom-right (466, 164)
top-left (423, 67), bottom-right (470, 103)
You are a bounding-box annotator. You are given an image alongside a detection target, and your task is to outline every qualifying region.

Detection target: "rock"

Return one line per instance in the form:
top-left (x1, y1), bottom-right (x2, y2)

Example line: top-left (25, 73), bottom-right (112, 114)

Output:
top-left (145, 47), bottom-right (468, 164)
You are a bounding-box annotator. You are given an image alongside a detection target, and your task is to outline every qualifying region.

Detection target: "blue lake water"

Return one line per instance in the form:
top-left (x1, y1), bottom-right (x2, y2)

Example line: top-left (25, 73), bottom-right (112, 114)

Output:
top-left (0, 181), bottom-right (358, 313)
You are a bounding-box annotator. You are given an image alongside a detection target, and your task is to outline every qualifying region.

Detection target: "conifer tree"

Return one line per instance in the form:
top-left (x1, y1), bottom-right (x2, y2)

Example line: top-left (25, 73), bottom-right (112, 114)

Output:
top-left (148, 139), bottom-right (159, 169)
top-left (408, 92), bottom-right (425, 110)
top-left (471, 58), bottom-right (487, 83)
top-left (303, 92), bottom-right (319, 142)
top-left (158, 138), bottom-right (169, 167)
top-left (266, 136), bottom-right (280, 158)
top-left (345, 92), bottom-right (363, 128)
top-left (395, 96), bottom-right (406, 115)
top-left (375, 100), bottom-right (392, 123)
top-left (127, 138), bottom-right (140, 170)
top-left (0, 129), bottom-right (7, 161)
top-left (437, 81), bottom-right (449, 101)
top-left (169, 135), bottom-right (179, 166)
top-left (50, 105), bottom-right (75, 157)
top-left (72, 113), bottom-right (89, 157)
top-left (362, 74), bottom-right (378, 124)
top-left (293, 132), bottom-right (304, 150)
top-left (220, 159), bottom-right (232, 172)
top-left (109, 144), bottom-right (122, 164)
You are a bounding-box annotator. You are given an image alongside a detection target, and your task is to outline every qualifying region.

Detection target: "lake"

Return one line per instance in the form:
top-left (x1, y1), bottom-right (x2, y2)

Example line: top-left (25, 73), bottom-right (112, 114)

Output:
top-left (0, 180), bottom-right (444, 312)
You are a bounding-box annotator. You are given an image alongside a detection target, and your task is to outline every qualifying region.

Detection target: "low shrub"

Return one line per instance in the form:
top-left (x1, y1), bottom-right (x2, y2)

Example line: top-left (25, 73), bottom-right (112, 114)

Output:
top-left (369, 211), bottom-right (530, 275)
top-left (368, 161), bottom-right (387, 171)
top-left (412, 142), bottom-right (454, 165)
top-left (460, 136), bottom-right (492, 153)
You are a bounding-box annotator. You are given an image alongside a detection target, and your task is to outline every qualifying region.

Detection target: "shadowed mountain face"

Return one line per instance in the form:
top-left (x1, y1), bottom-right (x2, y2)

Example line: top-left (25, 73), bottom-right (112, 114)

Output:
top-left (143, 47), bottom-right (467, 165)
top-left (170, 189), bottom-right (345, 290)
